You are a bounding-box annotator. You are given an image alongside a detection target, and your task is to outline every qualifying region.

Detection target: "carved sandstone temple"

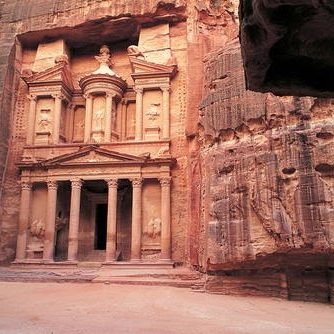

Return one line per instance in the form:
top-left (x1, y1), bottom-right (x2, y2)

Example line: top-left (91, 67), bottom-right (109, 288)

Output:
top-left (0, 0), bottom-right (333, 303)
top-left (13, 30), bottom-right (179, 265)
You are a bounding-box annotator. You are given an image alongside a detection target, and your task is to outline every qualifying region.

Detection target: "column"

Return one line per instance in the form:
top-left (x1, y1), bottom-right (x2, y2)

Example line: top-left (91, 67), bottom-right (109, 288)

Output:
top-left (67, 178), bottom-right (82, 262)
top-left (26, 95), bottom-right (37, 145)
top-left (104, 93), bottom-right (114, 142)
top-left (84, 93), bottom-right (93, 142)
top-left (131, 178), bottom-right (143, 261)
top-left (160, 177), bottom-right (172, 260)
top-left (15, 181), bottom-right (32, 261)
top-left (52, 94), bottom-right (63, 144)
top-left (134, 87), bottom-right (143, 141)
top-left (105, 179), bottom-right (118, 262)
top-left (162, 86), bottom-right (170, 139)
top-left (43, 180), bottom-right (58, 262)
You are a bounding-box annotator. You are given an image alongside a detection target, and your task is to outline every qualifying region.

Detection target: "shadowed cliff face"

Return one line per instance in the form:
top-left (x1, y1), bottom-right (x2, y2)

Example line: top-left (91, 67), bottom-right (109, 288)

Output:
top-left (198, 38), bottom-right (334, 302)
top-left (239, 0), bottom-right (334, 97)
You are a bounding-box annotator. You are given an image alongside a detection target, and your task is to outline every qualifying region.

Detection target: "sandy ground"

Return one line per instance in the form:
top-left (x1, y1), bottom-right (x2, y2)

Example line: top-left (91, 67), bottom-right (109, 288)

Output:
top-left (0, 282), bottom-right (333, 334)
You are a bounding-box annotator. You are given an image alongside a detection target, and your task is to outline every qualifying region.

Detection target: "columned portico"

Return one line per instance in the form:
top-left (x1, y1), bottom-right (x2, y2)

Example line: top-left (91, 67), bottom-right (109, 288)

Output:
top-left (131, 178), bottom-right (143, 261)
top-left (43, 180), bottom-right (58, 262)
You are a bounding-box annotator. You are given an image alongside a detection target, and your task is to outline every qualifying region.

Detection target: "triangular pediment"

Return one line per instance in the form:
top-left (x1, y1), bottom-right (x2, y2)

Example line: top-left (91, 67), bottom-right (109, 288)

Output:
top-left (23, 63), bottom-right (74, 91)
top-left (41, 146), bottom-right (147, 167)
top-left (129, 57), bottom-right (177, 79)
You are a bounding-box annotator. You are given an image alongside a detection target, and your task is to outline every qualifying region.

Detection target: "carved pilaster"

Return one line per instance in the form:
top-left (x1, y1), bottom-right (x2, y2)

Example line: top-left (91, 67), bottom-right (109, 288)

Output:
top-left (134, 87), bottom-right (144, 141)
top-left (27, 94), bottom-right (38, 145)
top-left (84, 93), bottom-right (93, 142)
top-left (161, 86), bottom-right (171, 139)
top-left (105, 92), bottom-right (117, 142)
top-left (51, 94), bottom-right (64, 144)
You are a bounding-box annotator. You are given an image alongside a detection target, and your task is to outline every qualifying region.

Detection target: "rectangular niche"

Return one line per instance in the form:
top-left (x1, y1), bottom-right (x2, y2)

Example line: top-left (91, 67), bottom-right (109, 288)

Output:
top-left (72, 106), bottom-right (85, 142)
top-left (143, 90), bottom-right (162, 141)
top-left (125, 102), bottom-right (136, 140)
top-left (34, 98), bottom-right (53, 145)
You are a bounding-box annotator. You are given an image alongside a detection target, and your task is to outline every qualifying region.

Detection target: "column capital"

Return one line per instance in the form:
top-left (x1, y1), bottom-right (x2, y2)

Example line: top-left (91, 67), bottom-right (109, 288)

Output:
top-left (27, 94), bottom-right (37, 102)
top-left (106, 179), bottom-right (118, 188)
top-left (134, 87), bottom-right (144, 94)
top-left (20, 180), bottom-right (32, 191)
top-left (47, 180), bottom-right (58, 190)
top-left (106, 91), bottom-right (117, 99)
top-left (70, 178), bottom-right (82, 189)
top-left (51, 93), bottom-right (65, 100)
top-left (131, 178), bottom-right (143, 188)
top-left (83, 93), bottom-right (93, 100)
top-left (161, 86), bottom-right (171, 93)
top-left (159, 177), bottom-right (172, 187)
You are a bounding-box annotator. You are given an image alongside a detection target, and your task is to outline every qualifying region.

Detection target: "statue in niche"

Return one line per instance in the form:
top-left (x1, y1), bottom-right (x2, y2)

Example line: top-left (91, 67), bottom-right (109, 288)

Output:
top-left (38, 109), bottom-right (51, 132)
top-left (94, 109), bottom-right (105, 130)
top-left (146, 103), bottom-right (161, 121)
top-left (147, 217), bottom-right (161, 238)
top-left (93, 45), bottom-right (118, 76)
top-left (127, 45), bottom-right (145, 60)
top-left (30, 218), bottom-right (45, 239)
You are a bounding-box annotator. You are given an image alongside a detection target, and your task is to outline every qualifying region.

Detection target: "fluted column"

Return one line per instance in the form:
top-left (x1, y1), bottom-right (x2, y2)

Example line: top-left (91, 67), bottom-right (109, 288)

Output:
top-left (105, 179), bottom-right (118, 262)
top-left (15, 181), bottom-right (32, 261)
top-left (160, 177), bottom-right (172, 260)
top-left (134, 88), bottom-right (143, 141)
top-left (67, 178), bottom-right (82, 262)
top-left (84, 93), bottom-right (93, 142)
top-left (43, 180), bottom-right (58, 262)
top-left (52, 94), bottom-right (63, 144)
top-left (162, 86), bottom-right (171, 139)
top-left (26, 95), bottom-right (37, 145)
top-left (131, 178), bottom-right (143, 261)
top-left (105, 93), bottom-right (114, 142)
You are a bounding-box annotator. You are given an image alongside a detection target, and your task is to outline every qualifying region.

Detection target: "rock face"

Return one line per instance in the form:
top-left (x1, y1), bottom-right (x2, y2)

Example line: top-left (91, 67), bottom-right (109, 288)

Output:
top-left (197, 37), bottom-right (334, 303)
top-left (239, 0), bottom-right (334, 97)
top-left (0, 0), bottom-right (333, 303)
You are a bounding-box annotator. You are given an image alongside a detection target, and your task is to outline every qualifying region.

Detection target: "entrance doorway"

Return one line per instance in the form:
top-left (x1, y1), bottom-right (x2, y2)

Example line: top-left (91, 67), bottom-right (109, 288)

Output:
top-left (95, 203), bottom-right (107, 250)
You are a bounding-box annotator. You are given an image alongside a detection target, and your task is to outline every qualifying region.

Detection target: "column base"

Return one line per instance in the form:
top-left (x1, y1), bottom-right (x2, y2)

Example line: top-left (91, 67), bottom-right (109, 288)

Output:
top-left (130, 258), bottom-right (142, 263)
top-left (103, 260), bottom-right (117, 265)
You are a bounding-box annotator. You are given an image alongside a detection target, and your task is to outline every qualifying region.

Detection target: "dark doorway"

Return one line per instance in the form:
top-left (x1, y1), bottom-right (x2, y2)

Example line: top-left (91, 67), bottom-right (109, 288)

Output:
top-left (95, 203), bottom-right (107, 250)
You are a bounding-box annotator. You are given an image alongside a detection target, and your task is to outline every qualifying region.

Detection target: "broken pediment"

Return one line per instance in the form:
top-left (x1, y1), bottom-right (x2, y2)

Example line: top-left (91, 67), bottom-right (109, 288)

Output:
top-left (128, 56), bottom-right (178, 80)
top-left (22, 61), bottom-right (74, 92)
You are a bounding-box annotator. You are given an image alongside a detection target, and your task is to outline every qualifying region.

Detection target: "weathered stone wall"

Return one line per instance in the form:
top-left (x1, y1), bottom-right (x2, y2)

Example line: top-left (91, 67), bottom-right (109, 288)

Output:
top-left (198, 37), bottom-right (334, 302)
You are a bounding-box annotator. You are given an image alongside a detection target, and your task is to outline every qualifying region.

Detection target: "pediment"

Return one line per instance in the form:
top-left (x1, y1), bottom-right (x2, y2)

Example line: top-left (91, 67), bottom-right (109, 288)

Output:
top-left (41, 146), bottom-right (147, 167)
top-left (129, 57), bottom-right (177, 79)
top-left (23, 63), bottom-right (74, 91)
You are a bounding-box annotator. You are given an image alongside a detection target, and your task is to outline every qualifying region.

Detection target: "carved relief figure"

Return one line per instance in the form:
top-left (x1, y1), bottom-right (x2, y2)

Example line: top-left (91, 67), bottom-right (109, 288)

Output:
top-left (127, 45), bottom-right (145, 60)
top-left (30, 218), bottom-right (45, 239)
top-left (147, 217), bottom-right (161, 238)
top-left (94, 109), bottom-right (105, 130)
top-left (146, 103), bottom-right (161, 121)
top-left (38, 109), bottom-right (51, 131)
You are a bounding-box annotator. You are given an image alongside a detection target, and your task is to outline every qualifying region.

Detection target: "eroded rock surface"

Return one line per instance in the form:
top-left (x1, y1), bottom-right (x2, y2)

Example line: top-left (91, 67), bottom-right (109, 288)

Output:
top-left (198, 37), bottom-right (334, 302)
